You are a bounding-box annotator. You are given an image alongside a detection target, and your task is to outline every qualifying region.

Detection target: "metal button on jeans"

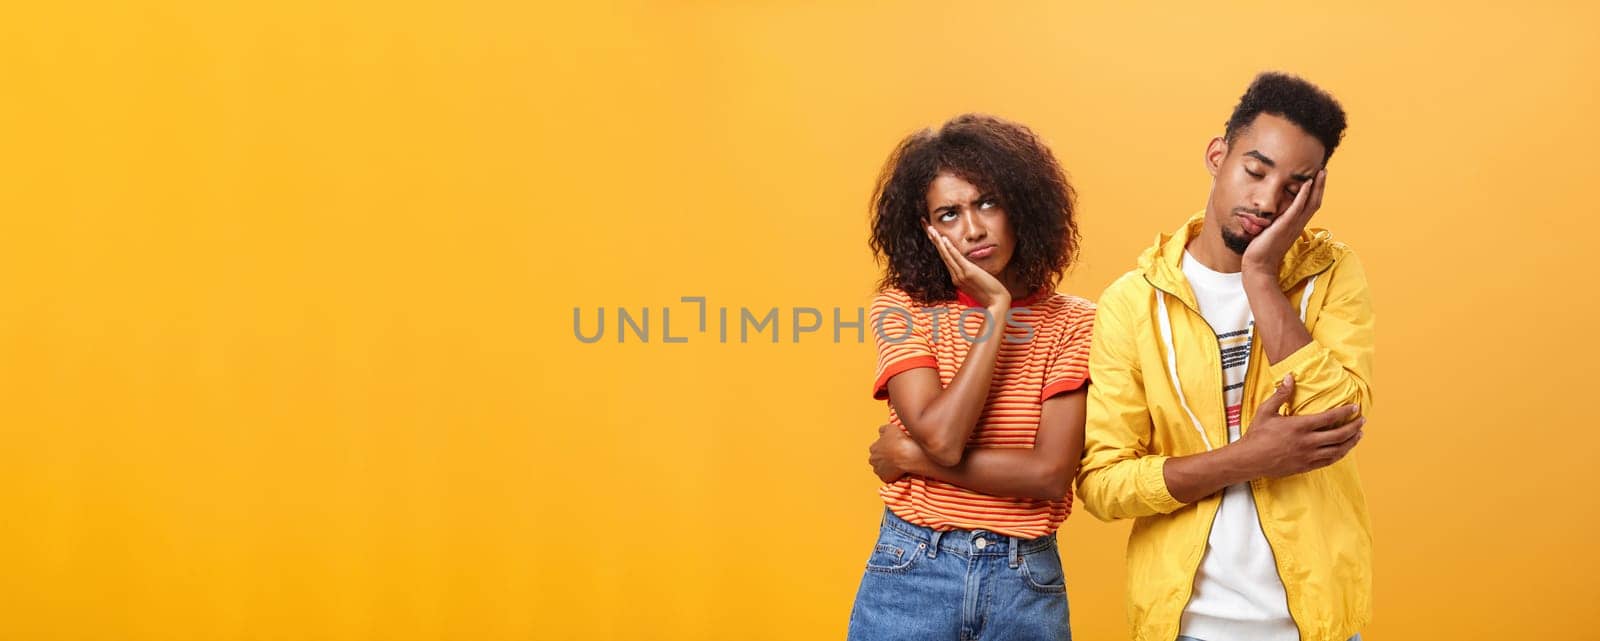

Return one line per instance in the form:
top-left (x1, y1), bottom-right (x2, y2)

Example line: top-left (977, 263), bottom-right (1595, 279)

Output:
top-left (974, 538), bottom-right (987, 550)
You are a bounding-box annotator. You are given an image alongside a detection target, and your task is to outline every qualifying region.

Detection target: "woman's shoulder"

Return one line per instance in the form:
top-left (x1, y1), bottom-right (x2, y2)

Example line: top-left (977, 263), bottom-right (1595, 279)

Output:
top-left (870, 287), bottom-right (959, 313)
top-left (1030, 291), bottom-right (1096, 318)
top-left (869, 287), bottom-right (920, 317)
top-left (870, 287), bottom-right (914, 306)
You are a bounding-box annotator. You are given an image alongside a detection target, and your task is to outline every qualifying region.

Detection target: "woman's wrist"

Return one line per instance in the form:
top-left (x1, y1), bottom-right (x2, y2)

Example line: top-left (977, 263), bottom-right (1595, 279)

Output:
top-left (892, 438), bottom-right (934, 476)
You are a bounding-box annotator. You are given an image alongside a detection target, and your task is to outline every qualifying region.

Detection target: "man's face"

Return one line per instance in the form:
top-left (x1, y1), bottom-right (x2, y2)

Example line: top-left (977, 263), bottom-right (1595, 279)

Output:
top-left (1205, 113), bottom-right (1327, 254)
top-left (925, 171), bottom-right (1016, 278)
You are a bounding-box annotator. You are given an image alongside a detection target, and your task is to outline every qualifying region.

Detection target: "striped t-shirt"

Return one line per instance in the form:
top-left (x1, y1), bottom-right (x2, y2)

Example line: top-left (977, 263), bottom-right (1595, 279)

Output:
top-left (869, 286), bottom-right (1095, 539)
top-left (1178, 250), bottom-right (1295, 640)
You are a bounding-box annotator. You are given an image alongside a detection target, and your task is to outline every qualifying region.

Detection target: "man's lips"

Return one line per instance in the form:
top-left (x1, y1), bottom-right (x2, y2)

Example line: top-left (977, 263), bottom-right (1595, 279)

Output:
top-left (1237, 214), bottom-right (1270, 236)
top-left (965, 245), bottom-right (997, 260)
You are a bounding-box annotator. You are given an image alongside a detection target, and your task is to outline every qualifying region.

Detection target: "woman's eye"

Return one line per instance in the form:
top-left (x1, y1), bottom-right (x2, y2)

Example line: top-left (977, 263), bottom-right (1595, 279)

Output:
top-left (938, 211), bottom-right (958, 222)
top-left (1246, 170), bottom-right (1265, 179)
top-left (979, 199), bottom-right (997, 209)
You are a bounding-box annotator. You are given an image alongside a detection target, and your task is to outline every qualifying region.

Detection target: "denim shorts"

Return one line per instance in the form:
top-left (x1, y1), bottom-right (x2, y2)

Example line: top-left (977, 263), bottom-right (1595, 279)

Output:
top-left (846, 508), bottom-right (1071, 641)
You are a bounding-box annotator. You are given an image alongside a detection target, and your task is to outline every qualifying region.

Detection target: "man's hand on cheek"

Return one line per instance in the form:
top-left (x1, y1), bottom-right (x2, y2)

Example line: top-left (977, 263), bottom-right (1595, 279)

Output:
top-left (1244, 169), bottom-right (1327, 278)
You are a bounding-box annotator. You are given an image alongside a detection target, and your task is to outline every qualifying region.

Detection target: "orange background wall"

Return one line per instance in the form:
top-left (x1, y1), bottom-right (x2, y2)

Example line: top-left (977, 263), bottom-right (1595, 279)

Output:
top-left (3, 2), bottom-right (1596, 639)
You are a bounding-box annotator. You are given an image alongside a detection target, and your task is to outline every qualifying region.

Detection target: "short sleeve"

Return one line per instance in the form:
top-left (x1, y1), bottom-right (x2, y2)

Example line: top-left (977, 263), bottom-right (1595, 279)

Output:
top-left (1041, 301), bottom-right (1095, 401)
top-left (870, 291), bottom-right (937, 400)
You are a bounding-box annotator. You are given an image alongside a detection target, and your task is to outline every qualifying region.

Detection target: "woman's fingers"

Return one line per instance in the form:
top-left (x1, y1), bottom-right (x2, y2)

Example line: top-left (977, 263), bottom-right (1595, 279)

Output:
top-left (940, 236), bottom-right (965, 282)
top-left (928, 226), bottom-right (963, 281)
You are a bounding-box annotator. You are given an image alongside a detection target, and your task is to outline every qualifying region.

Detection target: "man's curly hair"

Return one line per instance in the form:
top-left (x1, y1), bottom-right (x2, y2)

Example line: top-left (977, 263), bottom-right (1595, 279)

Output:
top-left (1225, 72), bottom-right (1348, 163)
top-left (868, 113), bottom-right (1079, 306)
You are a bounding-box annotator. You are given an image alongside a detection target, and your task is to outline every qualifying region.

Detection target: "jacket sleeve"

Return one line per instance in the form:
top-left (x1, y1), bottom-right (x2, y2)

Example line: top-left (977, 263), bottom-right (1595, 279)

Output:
top-left (1266, 250), bottom-right (1376, 419)
top-left (1077, 285), bottom-right (1187, 521)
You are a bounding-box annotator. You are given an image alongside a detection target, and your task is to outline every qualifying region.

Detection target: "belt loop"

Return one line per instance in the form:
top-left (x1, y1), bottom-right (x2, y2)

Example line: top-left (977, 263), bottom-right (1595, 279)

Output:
top-left (927, 528), bottom-right (944, 559)
top-left (1007, 536), bottom-right (1021, 569)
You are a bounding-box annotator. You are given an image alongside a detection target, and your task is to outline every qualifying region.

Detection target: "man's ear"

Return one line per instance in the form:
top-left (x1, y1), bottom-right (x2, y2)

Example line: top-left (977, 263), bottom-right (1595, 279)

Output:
top-left (1204, 136), bottom-right (1228, 178)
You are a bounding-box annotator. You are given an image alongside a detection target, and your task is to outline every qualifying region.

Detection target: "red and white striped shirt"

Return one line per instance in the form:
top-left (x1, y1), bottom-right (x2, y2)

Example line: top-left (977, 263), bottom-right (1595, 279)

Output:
top-left (870, 286), bottom-right (1095, 539)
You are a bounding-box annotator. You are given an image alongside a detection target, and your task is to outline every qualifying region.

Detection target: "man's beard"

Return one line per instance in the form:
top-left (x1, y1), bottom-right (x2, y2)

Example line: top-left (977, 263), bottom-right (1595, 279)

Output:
top-left (1221, 227), bottom-right (1253, 255)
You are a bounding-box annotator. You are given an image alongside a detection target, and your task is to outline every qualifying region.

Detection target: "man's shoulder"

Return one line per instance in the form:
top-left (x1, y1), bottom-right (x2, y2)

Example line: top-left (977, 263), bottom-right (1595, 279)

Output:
top-left (1321, 241), bottom-right (1372, 297)
top-left (1292, 234), bottom-right (1370, 297)
top-left (1096, 270), bottom-right (1154, 313)
top-left (1326, 239), bottom-right (1362, 267)
top-left (1297, 229), bottom-right (1364, 272)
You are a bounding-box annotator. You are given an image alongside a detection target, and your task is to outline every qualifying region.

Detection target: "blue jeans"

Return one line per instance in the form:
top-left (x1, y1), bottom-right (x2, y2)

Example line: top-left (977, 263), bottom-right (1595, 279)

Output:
top-left (846, 509), bottom-right (1071, 641)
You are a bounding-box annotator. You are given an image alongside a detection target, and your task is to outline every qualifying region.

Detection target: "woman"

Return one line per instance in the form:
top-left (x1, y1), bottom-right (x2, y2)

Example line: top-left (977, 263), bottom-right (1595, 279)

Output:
top-left (848, 113), bottom-right (1093, 641)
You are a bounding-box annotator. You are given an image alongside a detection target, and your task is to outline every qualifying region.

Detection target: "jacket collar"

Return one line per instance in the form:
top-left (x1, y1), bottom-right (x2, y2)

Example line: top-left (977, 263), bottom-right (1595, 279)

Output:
top-left (1139, 210), bottom-right (1338, 310)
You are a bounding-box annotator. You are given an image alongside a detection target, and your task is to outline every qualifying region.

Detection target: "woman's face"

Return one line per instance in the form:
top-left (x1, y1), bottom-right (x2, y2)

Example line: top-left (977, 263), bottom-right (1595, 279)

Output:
top-left (924, 171), bottom-right (1015, 278)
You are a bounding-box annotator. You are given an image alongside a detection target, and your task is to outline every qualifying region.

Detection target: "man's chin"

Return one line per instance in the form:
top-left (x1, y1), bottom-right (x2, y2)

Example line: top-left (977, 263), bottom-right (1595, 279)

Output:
top-left (1221, 229), bottom-right (1253, 255)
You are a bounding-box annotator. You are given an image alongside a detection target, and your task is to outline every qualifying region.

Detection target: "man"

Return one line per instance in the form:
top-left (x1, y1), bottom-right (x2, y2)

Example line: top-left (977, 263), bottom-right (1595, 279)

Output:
top-left (1078, 72), bottom-right (1374, 641)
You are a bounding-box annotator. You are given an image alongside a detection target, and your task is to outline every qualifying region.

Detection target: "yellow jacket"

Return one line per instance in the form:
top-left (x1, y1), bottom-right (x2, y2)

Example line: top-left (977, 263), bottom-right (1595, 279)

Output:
top-left (1078, 212), bottom-right (1375, 641)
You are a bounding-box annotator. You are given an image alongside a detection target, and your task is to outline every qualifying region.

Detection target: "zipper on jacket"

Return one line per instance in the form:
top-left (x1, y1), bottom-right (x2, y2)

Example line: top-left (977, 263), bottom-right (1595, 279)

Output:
top-left (1242, 322), bottom-right (1305, 638)
top-left (1145, 274), bottom-right (1307, 637)
top-left (1235, 263), bottom-right (1337, 633)
top-left (1142, 275), bottom-right (1232, 624)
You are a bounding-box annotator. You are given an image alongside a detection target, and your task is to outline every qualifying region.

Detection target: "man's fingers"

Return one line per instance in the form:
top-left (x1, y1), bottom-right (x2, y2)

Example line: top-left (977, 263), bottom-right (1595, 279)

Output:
top-left (1254, 374), bottom-right (1296, 419)
top-left (1336, 428), bottom-right (1364, 455)
top-left (1312, 428), bottom-right (1363, 468)
top-left (1308, 169), bottom-right (1327, 213)
top-left (1340, 428), bottom-right (1364, 456)
top-left (1310, 417), bottom-right (1365, 447)
top-left (1277, 171), bottom-right (1313, 224)
top-left (1288, 172), bottom-right (1312, 219)
top-left (1275, 169), bottom-right (1324, 235)
top-left (1300, 403), bottom-right (1361, 430)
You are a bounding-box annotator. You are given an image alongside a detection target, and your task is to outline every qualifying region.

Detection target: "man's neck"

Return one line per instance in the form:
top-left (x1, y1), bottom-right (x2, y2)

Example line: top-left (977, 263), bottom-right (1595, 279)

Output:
top-left (1187, 217), bottom-right (1244, 274)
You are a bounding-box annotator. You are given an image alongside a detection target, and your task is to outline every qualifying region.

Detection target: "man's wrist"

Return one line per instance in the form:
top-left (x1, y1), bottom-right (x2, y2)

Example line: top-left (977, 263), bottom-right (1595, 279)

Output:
top-left (1216, 438), bottom-right (1264, 485)
top-left (1243, 272), bottom-right (1289, 308)
top-left (1242, 266), bottom-right (1279, 288)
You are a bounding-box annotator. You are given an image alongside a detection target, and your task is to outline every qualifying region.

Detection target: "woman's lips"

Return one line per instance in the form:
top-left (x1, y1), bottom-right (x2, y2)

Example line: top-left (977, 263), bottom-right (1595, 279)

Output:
top-left (966, 245), bottom-right (996, 260)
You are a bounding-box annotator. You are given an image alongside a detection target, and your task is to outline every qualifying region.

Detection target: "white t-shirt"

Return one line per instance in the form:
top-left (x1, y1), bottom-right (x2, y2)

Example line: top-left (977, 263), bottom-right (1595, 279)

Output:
top-left (1177, 250), bottom-right (1298, 641)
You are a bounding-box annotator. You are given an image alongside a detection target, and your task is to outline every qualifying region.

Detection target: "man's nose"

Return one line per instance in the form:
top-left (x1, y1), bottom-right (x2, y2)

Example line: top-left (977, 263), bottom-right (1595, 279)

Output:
top-left (1252, 189), bottom-right (1283, 218)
